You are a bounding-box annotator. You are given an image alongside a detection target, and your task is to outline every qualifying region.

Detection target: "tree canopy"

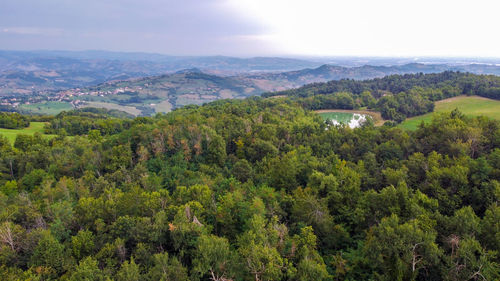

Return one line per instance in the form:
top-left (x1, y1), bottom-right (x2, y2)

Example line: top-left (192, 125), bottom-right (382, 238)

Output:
top-left (0, 96), bottom-right (499, 280)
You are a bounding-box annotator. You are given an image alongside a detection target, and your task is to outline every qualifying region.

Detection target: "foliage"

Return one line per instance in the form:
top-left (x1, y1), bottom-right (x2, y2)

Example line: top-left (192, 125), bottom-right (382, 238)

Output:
top-left (0, 97), bottom-right (499, 280)
top-left (44, 108), bottom-right (134, 136)
top-left (265, 71), bottom-right (500, 122)
top-left (0, 112), bottom-right (29, 129)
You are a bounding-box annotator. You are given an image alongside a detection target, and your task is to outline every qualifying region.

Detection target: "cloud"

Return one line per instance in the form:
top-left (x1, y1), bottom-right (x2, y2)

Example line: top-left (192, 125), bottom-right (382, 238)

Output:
top-left (1, 27), bottom-right (64, 36)
top-left (0, 0), bottom-right (274, 55)
top-left (3, 0), bottom-right (499, 56)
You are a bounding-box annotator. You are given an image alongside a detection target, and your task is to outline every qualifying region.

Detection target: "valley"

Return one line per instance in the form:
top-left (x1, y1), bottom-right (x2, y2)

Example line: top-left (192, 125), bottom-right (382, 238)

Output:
top-left (3, 50), bottom-right (500, 116)
top-left (7, 59), bottom-right (500, 116)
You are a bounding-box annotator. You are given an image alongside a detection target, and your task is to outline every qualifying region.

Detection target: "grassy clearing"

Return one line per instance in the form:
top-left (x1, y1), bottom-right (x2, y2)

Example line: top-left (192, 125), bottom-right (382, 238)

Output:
top-left (400, 96), bottom-right (500, 130)
top-left (315, 109), bottom-right (385, 126)
top-left (0, 122), bottom-right (57, 144)
top-left (19, 101), bottom-right (73, 115)
top-left (154, 100), bottom-right (173, 113)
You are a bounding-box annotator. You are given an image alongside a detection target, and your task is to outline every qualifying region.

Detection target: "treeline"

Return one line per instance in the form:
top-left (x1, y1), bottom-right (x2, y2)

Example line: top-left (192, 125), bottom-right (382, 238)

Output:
top-left (0, 98), bottom-right (499, 280)
top-left (0, 112), bottom-right (29, 129)
top-left (44, 108), bottom-right (135, 136)
top-left (266, 71), bottom-right (500, 122)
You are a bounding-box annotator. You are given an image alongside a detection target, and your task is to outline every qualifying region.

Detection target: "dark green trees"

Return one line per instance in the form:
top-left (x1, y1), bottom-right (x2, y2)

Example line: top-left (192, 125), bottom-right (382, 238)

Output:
top-left (0, 98), bottom-right (499, 280)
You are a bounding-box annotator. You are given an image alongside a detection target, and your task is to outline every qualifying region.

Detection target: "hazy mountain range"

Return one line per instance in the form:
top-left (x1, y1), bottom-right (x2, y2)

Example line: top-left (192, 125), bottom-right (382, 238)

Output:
top-left (2, 50), bottom-right (500, 115)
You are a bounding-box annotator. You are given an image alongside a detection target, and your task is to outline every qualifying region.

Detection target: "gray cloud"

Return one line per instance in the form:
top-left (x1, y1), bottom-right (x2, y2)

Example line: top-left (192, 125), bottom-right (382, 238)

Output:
top-left (0, 0), bottom-right (273, 55)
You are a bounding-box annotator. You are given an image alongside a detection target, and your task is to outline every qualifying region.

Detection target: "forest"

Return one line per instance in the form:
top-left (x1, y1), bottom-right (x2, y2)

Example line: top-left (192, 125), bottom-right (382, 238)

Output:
top-left (265, 72), bottom-right (500, 122)
top-left (0, 95), bottom-right (499, 280)
top-left (0, 113), bottom-right (30, 130)
top-left (43, 108), bottom-right (135, 136)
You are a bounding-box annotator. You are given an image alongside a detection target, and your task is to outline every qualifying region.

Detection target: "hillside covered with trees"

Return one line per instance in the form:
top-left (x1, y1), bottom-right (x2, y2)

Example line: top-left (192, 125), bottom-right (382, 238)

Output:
top-left (264, 72), bottom-right (500, 122)
top-left (0, 97), bottom-right (499, 280)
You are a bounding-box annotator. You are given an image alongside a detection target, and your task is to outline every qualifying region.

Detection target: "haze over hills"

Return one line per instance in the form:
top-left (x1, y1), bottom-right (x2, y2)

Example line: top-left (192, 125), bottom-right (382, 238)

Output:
top-left (3, 50), bottom-right (500, 97)
top-left (3, 50), bottom-right (500, 116)
top-left (0, 50), bottom-right (324, 71)
top-left (11, 62), bottom-right (500, 116)
top-left (0, 50), bottom-right (324, 96)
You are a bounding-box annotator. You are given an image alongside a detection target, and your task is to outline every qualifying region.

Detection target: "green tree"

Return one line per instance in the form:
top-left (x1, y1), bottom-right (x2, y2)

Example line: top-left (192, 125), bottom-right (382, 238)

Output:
top-left (363, 215), bottom-right (440, 281)
top-left (292, 227), bottom-right (330, 281)
top-left (193, 234), bottom-right (236, 281)
top-left (70, 257), bottom-right (106, 281)
top-left (238, 215), bottom-right (285, 281)
top-left (30, 231), bottom-right (67, 278)
top-left (71, 229), bottom-right (95, 260)
top-left (147, 252), bottom-right (189, 281)
top-left (116, 258), bottom-right (141, 281)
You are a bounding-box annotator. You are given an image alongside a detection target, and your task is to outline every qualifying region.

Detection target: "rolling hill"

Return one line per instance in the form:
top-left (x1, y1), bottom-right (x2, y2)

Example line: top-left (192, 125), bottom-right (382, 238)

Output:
top-left (0, 51), bottom-right (323, 96)
top-left (5, 54), bottom-right (500, 116)
top-left (66, 64), bottom-right (479, 115)
top-left (65, 69), bottom-right (290, 115)
top-left (399, 96), bottom-right (500, 130)
top-left (74, 63), bottom-right (500, 115)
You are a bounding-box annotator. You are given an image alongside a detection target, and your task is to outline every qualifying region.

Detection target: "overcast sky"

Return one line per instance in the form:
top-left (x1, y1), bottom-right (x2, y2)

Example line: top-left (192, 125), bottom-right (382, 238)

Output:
top-left (1, 0), bottom-right (499, 57)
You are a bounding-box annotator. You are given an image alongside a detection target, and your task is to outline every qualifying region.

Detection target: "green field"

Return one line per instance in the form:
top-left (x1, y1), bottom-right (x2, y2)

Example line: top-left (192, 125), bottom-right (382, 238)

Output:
top-left (19, 101), bottom-right (73, 115)
top-left (0, 122), bottom-right (57, 144)
top-left (400, 96), bottom-right (500, 130)
top-left (83, 102), bottom-right (142, 116)
top-left (154, 100), bottom-right (173, 113)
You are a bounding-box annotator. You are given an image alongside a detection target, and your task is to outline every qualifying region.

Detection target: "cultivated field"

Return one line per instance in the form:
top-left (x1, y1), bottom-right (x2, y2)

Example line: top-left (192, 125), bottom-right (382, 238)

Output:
top-left (400, 96), bottom-right (500, 130)
top-left (82, 102), bottom-right (142, 116)
top-left (19, 101), bottom-right (73, 115)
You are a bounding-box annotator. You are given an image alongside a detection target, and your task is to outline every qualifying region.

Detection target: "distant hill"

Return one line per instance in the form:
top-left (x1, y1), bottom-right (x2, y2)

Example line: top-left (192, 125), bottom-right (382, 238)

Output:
top-left (5, 55), bottom-right (500, 116)
top-left (4, 50), bottom-right (500, 98)
top-left (252, 63), bottom-right (500, 86)
top-left (0, 50), bottom-right (323, 96)
top-left (50, 63), bottom-right (500, 115)
top-left (68, 70), bottom-right (288, 115)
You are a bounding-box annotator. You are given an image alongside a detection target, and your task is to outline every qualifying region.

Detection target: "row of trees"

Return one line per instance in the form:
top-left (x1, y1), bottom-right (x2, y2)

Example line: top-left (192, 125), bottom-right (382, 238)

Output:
top-left (0, 97), bottom-right (499, 280)
top-left (43, 108), bottom-right (135, 136)
top-left (0, 112), bottom-right (29, 129)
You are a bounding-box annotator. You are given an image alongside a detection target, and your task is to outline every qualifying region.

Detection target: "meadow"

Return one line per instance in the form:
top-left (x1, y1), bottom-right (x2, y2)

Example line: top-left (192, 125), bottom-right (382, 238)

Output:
top-left (82, 101), bottom-right (142, 116)
top-left (400, 95), bottom-right (500, 130)
top-left (0, 122), bottom-right (57, 144)
top-left (19, 101), bottom-right (73, 115)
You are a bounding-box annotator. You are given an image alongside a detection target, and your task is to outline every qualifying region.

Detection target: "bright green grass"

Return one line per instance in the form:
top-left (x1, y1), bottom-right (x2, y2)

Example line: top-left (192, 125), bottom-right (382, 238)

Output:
top-left (0, 122), bottom-right (57, 144)
top-left (19, 101), bottom-right (73, 115)
top-left (400, 96), bottom-right (500, 130)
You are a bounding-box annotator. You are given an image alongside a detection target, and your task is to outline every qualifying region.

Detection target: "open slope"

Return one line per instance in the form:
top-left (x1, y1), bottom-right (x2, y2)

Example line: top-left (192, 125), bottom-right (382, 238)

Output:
top-left (0, 122), bottom-right (57, 144)
top-left (400, 96), bottom-right (500, 130)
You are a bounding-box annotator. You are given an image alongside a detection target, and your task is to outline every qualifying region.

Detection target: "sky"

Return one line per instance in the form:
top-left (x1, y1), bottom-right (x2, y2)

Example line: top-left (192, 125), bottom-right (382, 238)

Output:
top-left (1, 0), bottom-right (499, 57)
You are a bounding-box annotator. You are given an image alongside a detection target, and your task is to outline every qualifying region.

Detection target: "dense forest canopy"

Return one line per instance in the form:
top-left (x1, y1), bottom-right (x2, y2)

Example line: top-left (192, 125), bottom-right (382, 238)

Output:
top-left (43, 108), bottom-right (135, 136)
top-left (0, 95), bottom-right (499, 280)
top-left (264, 72), bottom-right (500, 122)
top-left (0, 112), bottom-right (30, 129)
